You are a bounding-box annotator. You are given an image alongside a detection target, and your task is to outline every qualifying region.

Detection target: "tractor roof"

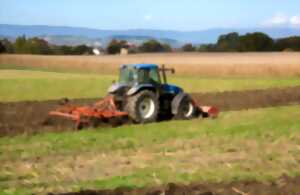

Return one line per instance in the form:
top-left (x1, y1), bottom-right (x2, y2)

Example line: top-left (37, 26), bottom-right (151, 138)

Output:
top-left (121, 64), bottom-right (158, 69)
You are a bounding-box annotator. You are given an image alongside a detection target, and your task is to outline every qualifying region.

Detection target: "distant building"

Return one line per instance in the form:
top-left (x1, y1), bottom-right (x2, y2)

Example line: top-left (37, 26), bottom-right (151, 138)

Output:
top-left (120, 42), bottom-right (137, 54)
top-left (120, 48), bottom-right (129, 55)
top-left (92, 47), bottom-right (104, 55)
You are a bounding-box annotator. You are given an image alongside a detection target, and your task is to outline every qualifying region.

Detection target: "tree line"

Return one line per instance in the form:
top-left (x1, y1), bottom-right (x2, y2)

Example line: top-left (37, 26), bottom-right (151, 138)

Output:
top-left (0, 36), bottom-right (172, 55)
top-left (106, 39), bottom-right (172, 54)
top-left (0, 35), bottom-right (93, 55)
top-left (1, 32), bottom-right (300, 55)
top-left (182, 32), bottom-right (300, 52)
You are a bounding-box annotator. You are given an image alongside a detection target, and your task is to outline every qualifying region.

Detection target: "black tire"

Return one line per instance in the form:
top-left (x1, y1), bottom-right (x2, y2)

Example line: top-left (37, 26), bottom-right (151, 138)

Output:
top-left (125, 90), bottom-right (159, 123)
top-left (174, 95), bottom-right (197, 120)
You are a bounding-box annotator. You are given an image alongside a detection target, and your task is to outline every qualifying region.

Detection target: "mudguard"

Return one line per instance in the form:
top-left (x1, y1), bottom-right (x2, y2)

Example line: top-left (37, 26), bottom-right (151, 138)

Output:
top-left (126, 84), bottom-right (156, 96)
top-left (171, 92), bottom-right (190, 115)
top-left (108, 83), bottom-right (129, 94)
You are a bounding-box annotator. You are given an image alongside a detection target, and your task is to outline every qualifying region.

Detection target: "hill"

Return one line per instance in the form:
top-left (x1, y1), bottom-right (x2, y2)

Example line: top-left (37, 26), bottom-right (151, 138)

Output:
top-left (1, 24), bottom-right (300, 46)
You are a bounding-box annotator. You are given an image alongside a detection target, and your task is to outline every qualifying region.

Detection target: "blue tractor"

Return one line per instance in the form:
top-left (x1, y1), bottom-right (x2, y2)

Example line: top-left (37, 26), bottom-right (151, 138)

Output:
top-left (108, 64), bottom-right (199, 123)
top-left (49, 63), bottom-right (218, 129)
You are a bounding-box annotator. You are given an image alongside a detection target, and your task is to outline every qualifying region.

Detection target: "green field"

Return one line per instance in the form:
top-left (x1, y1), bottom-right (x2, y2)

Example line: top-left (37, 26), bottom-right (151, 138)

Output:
top-left (0, 105), bottom-right (300, 194)
top-left (1, 69), bottom-right (300, 101)
top-left (0, 65), bottom-right (300, 194)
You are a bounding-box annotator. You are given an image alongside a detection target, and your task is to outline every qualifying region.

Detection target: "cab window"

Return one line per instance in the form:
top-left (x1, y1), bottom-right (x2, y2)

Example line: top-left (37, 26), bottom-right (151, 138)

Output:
top-left (138, 68), bottom-right (161, 84)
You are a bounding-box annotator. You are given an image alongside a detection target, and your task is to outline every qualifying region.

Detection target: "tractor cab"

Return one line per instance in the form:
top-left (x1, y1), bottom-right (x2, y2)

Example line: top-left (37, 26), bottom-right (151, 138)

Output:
top-left (119, 64), bottom-right (161, 86)
top-left (109, 64), bottom-right (182, 96)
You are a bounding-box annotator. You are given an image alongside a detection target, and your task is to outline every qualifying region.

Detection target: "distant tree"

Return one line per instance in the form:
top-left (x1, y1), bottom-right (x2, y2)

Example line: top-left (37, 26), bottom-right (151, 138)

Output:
top-left (182, 43), bottom-right (196, 52)
top-left (138, 39), bottom-right (166, 53)
top-left (72, 45), bottom-right (92, 55)
top-left (14, 35), bottom-right (28, 53)
top-left (197, 44), bottom-right (217, 52)
top-left (217, 32), bottom-right (239, 51)
top-left (50, 45), bottom-right (62, 55)
top-left (106, 39), bottom-right (128, 54)
top-left (198, 32), bottom-right (278, 52)
top-left (162, 43), bottom-right (172, 52)
top-left (274, 36), bottom-right (300, 51)
top-left (238, 32), bottom-right (274, 51)
top-left (27, 37), bottom-right (52, 54)
top-left (0, 39), bottom-right (14, 53)
top-left (58, 45), bottom-right (73, 55)
top-left (0, 41), bottom-right (5, 53)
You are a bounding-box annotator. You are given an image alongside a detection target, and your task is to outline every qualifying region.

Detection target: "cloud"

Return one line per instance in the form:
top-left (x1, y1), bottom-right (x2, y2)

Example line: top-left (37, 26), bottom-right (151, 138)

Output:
top-left (262, 14), bottom-right (300, 27)
top-left (290, 16), bottom-right (300, 26)
top-left (263, 13), bottom-right (288, 26)
top-left (144, 14), bottom-right (153, 21)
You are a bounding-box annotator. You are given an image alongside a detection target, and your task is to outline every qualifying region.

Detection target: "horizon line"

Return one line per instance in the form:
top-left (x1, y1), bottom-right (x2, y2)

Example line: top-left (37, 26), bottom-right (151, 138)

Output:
top-left (1, 23), bottom-right (300, 32)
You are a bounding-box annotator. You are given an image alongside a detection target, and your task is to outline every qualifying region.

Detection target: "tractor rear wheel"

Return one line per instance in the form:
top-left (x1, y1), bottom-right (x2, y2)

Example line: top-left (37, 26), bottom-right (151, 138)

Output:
top-left (125, 90), bottom-right (159, 123)
top-left (174, 95), bottom-right (197, 120)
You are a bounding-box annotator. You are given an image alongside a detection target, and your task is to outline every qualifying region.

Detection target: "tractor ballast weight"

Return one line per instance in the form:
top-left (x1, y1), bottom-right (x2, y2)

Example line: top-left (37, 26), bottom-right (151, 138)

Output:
top-left (49, 64), bottom-right (219, 129)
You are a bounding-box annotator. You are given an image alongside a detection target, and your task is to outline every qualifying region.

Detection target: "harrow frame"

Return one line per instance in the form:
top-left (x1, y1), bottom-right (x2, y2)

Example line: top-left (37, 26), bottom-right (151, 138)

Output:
top-left (49, 96), bottom-right (128, 129)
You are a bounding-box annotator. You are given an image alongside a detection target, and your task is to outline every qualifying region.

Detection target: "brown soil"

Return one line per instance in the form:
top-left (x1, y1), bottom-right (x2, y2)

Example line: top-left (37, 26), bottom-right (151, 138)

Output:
top-left (193, 86), bottom-right (300, 111)
top-left (1, 86), bottom-right (300, 136)
top-left (0, 99), bottom-right (96, 136)
top-left (53, 175), bottom-right (300, 195)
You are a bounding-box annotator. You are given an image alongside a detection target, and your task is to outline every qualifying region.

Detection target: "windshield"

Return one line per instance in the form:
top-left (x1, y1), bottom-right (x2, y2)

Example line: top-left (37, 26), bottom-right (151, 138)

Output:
top-left (119, 66), bottom-right (137, 84)
top-left (119, 66), bottom-right (161, 85)
top-left (137, 67), bottom-right (161, 84)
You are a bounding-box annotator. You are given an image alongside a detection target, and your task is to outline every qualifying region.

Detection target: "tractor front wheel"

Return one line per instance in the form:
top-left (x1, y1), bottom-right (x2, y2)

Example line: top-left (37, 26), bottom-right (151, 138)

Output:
top-left (125, 90), bottom-right (159, 123)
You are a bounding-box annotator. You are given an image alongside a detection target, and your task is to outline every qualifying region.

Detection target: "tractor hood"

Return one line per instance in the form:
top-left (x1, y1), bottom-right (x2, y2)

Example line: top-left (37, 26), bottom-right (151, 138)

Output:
top-left (162, 84), bottom-right (183, 94)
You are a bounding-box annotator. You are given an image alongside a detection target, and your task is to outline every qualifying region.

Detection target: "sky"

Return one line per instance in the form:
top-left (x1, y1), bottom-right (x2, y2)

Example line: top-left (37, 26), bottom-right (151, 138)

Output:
top-left (0, 0), bottom-right (300, 30)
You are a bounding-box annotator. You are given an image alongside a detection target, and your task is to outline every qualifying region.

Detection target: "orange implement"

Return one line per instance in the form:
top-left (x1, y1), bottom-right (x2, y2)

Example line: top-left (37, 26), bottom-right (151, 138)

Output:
top-left (49, 96), bottom-right (128, 129)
